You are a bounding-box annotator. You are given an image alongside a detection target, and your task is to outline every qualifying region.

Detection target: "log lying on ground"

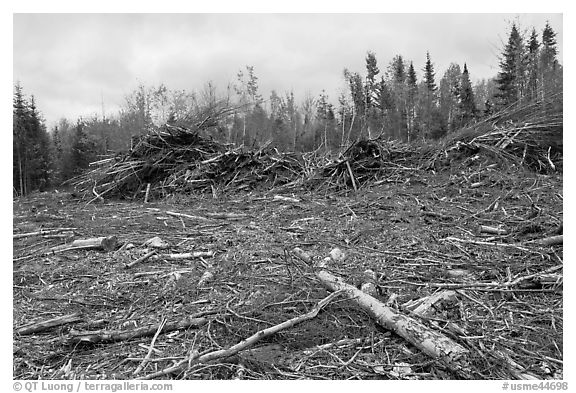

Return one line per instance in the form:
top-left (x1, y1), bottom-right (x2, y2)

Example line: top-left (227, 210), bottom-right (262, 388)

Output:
top-left (404, 290), bottom-right (458, 317)
top-left (50, 236), bottom-right (118, 253)
top-left (479, 225), bottom-right (508, 235)
top-left (537, 235), bottom-right (563, 246)
top-left (63, 315), bottom-right (207, 345)
top-left (166, 251), bottom-right (215, 260)
top-left (13, 228), bottom-right (77, 239)
top-left (16, 313), bottom-right (84, 335)
top-left (316, 270), bottom-right (470, 374)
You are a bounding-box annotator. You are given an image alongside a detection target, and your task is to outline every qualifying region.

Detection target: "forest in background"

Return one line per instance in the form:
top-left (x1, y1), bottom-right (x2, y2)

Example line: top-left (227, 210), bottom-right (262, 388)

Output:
top-left (13, 21), bottom-right (562, 196)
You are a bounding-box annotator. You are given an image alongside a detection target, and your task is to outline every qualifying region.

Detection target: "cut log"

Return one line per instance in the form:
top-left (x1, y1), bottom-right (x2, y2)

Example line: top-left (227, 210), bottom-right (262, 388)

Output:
top-left (16, 313), bottom-right (83, 335)
top-left (537, 235), bottom-right (563, 246)
top-left (63, 315), bottom-right (207, 345)
top-left (479, 225), bottom-right (508, 235)
top-left (13, 228), bottom-right (76, 239)
top-left (316, 270), bottom-right (470, 374)
top-left (404, 290), bottom-right (458, 317)
top-left (50, 236), bottom-right (118, 253)
top-left (166, 251), bottom-right (214, 260)
top-left (292, 247), bottom-right (312, 264)
top-left (273, 195), bottom-right (300, 203)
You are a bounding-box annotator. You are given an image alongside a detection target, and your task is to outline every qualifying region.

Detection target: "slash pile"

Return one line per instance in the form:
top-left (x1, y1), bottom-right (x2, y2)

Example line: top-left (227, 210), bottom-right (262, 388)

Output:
top-left (71, 95), bottom-right (563, 201)
top-left (425, 93), bottom-right (563, 173)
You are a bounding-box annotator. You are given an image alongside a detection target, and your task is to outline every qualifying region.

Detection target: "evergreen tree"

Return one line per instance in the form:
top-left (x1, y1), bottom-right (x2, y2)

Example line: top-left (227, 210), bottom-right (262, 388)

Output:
top-left (541, 22), bottom-right (558, 69)
top-left (458, 63), bottom-right (478, 126)
top-left (406, 62), bottom-right (418, 141)
top-left (27, 96), bottom-right (51, 189)
top-left (419, 52), bottom-right (440, 138)
top-left (13, 83), bottom-right (52, 195)
top-left (526, 28), bottom-right (540, 100)
top-left (494, 23), bottom-right (526, 107)
top-left (423, 52), bottom-right (437, 93)
top-left (69, 119), bottom-right (101, 177)
top-left (365, 51), bottom-right (380, 106)
top-left (374, 77), bottom-right (395, 139)
top-left (13, 82), bottom-right (28, 195)
top-left (385, 55), bottom-right (408, 140)
top-left (365, 51), bottom-right (381, 138)
top-left (540, 22), bottom-right (561, 99)
top-left (390, 55), bottom-right (406, 84)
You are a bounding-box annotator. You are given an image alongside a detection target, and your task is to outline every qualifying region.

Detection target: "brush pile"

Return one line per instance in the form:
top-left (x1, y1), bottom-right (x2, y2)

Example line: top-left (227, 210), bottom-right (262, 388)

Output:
top-left (72, 94), bottom-right (562, 200)
top-left (307, 139), bottom-right (422, 191)
top-left (71, 107), bottom-right (306, 200)
top-left (426, 93), bottom-right (563, 172)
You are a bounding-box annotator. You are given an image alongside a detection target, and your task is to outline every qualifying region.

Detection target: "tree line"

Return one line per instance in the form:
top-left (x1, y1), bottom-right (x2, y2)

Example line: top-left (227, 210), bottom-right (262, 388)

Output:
top-left (13, 21), bottom-right (561, 196)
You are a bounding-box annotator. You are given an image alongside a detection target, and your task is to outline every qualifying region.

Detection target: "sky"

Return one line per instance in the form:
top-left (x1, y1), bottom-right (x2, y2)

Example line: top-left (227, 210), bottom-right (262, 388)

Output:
top-left (13, 13), bottom-right (563, 128)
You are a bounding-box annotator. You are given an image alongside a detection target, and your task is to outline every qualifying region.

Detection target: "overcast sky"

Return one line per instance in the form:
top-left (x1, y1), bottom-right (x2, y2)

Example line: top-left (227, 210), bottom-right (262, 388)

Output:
top-left (13, 13), bottom-right (563, 128)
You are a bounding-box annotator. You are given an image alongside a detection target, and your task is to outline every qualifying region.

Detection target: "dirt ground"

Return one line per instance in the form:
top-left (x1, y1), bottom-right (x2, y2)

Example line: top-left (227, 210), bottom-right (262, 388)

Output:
top-left (13, 165), bottom-right (563, 380)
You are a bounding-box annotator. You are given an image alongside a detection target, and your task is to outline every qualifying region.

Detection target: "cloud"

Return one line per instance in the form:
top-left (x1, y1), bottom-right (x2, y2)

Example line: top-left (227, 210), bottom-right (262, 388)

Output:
top-left (13, 13), bottom-right (563, 126)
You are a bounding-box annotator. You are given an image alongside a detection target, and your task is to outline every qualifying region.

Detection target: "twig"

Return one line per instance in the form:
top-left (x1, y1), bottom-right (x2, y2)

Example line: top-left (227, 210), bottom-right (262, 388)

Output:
top-left (134, 318), bottom-right (167, 375)
top-left (125, 250), bottom-right (157, 269)
top-left (345, 160), bottom-right (358, 192)
top-left (165, 211), bottom-right (210, 222)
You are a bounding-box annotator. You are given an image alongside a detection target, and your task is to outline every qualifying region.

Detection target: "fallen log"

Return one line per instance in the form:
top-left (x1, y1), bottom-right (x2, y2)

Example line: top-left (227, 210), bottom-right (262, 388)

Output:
top-left (404, 290), bottom-right (458, 317)
top-left (479, 225), bottom-right (508, 235)
top-left (316, 270), bottom-right (470, 374)
top-left (50, 236), bottom-right (118, 253)
top-left (166, 251), bottom-right (215, 260)
top-left (16, 313), bottom-right (83, 335)
top-left (537, 235), bottom-right (563, 246)
top-left (13, 228), bottom-right (76, 239)
top-left (63, 315), bottom-right (207, 345)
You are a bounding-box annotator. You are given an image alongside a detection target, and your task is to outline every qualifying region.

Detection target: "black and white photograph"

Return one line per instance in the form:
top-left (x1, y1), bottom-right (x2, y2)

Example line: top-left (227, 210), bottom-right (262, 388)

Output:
top-left (11, 9), bottom-right (564, 386)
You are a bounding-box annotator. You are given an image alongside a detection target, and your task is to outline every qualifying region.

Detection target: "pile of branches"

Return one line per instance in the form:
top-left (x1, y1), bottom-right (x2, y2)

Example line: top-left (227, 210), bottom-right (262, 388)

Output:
top-left (307, 138), bottom-right (422, 191)
top-left (71, 103), bottom-right (306, 200)
top-left (426, 93), bottom-right (563, 173)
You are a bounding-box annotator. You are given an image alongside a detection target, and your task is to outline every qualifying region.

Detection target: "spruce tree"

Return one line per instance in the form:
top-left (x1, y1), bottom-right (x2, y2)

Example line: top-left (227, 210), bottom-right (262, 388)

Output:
top-left (540, 22), bottom-right (560, 99)
top-left (13, 83), bottom-right (28, 195)
top-left (365, 51), bottom-right (380, 106)
top-left (420, 52), bottom-right (440, 139)
top-left (386, 55), bottom-right (408, 140)
top-left (495, 23), bottom-right (526, 107)
top-left (365, 51), bottom-right (380, 138)
top-left (526, 28), bottom-right (540, 100)
top-left (541, 22), bottom-right (558, 69)
top-left (459, 63), bottom-right (478, 126)
top-left (423, 52), bottom-right (437, 93)
top-left (13, 83), bottom-right (52, 195)
top-left (406, 62), bottom-right (418, 141)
